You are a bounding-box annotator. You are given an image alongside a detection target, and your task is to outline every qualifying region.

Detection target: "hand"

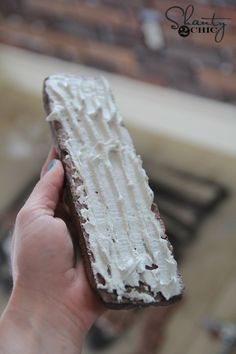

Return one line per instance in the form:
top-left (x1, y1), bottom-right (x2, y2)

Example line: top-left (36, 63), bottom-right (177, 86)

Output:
top-left (0, 148), bottom-right (105, 354)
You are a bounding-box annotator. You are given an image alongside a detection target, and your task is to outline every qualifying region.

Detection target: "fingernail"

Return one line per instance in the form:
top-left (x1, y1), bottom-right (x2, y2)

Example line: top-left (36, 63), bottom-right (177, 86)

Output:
top-left (47, 159), bottom-right (57, 171)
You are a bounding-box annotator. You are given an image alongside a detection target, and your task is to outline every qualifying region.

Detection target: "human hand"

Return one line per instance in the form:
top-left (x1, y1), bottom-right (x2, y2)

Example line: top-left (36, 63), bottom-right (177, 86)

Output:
top-left (0, 148), bottom-right (105, 354)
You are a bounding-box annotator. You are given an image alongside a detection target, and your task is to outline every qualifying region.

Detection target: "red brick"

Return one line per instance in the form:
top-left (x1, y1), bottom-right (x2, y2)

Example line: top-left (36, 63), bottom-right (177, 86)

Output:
top-left (98, 0), bottom-right (142, 10)
top-left (197, 66), bottom-right (236, 94)
top-left (221, 6), bottom-right (236, 26)
top-left (24, 0), bottom-right (139, 32)
top-left (164, 39), bottom-right (224, 67)
top-left (153, 0), bottom-right (219, 17)
top-left (0, 20), bottom-right (139, 74)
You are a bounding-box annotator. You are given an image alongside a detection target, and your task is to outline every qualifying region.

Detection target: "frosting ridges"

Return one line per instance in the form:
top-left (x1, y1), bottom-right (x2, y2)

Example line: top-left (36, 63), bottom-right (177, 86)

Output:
top-left (45, 74), bottom-right (183, 303)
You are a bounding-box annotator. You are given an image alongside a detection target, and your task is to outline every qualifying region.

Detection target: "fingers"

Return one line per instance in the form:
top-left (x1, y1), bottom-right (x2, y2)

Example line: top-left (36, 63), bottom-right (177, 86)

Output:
top-left (10, 227), bottom-right (16, 283)
top-left (21, 159), bottom-right (65, 219)
top-left (12, 149), bottom-right (63, 259)
top-left (40, 147), bottom-right (58, 178)
top-left (75, 262), bottom-right (106, 331)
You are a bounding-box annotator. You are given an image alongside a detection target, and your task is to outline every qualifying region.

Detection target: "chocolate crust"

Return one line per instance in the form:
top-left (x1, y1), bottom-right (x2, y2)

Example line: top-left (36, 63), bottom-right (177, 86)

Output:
top-left (43, 77), bottom-right (182, 309)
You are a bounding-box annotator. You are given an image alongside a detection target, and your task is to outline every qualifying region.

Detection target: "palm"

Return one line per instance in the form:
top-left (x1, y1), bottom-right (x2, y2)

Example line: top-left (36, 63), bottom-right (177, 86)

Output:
top-left (12, 150), bottom-right (104, 330)
top-left (16, 211), bottom-right (100, 311)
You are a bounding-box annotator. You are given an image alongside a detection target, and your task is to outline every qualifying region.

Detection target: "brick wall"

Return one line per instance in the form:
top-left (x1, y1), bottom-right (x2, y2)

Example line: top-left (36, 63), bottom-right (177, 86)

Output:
top-left (0, 0), bottom-right (235, 103)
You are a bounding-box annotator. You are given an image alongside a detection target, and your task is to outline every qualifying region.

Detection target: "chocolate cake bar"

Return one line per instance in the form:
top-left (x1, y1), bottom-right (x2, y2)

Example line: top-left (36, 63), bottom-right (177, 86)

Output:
top-left (43, 74), bottom-right (183, 308)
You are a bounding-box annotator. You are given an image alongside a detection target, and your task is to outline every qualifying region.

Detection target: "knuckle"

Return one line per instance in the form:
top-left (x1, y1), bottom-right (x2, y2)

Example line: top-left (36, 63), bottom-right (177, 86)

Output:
top-left (16, 207), bottom-right (33, 225)
top-left (56, 218), bottom-right (68, 233)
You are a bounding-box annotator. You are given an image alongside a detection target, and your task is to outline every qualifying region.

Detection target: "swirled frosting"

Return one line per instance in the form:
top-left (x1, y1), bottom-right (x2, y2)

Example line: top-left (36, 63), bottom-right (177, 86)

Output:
top-left (45, 74), bottom-right (183, 303)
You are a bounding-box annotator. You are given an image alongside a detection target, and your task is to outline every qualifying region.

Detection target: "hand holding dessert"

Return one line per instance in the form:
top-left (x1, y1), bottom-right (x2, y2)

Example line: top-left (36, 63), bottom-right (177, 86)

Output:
top-left (0, 148), bottom-right (105, 354)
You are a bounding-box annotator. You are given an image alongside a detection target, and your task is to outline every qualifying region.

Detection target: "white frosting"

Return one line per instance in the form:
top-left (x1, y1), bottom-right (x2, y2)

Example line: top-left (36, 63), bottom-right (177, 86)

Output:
top-left (45, 74), bottom-right (183, 303)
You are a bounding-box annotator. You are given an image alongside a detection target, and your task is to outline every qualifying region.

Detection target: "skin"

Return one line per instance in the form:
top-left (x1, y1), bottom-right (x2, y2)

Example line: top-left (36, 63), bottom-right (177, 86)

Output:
top-left (0, 148), bottom-right (106, 353)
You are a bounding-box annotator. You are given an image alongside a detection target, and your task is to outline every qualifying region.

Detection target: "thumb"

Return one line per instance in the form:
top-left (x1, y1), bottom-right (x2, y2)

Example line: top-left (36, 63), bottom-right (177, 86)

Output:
top-left (22, 159), bottom-right (65, 218)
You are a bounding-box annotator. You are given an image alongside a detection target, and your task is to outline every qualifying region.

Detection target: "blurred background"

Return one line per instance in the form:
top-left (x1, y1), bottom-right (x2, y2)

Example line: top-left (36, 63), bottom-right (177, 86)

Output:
top-left (0, 1), bottom-right (236, 354)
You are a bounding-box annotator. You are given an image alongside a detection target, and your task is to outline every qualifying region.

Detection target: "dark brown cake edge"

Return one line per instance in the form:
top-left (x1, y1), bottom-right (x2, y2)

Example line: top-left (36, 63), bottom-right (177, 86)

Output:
top-left (43, 77), bottom-right (183, 309)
